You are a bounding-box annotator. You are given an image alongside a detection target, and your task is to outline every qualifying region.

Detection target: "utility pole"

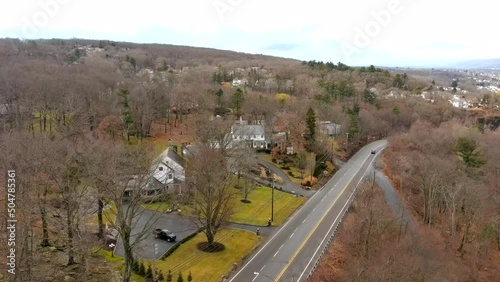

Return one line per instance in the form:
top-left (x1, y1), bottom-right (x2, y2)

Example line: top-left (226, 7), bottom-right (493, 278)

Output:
top-left (331, 141), bottom-right (334, 164)
top-left (271, 173), bottom-right (274, 223)
top-left (153, 243), bottom-right (158, 282)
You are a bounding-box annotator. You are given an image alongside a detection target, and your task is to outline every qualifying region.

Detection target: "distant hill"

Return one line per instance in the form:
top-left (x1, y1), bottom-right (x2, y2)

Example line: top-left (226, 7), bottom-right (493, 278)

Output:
top-left (445, 58), bottom-right (500, 70)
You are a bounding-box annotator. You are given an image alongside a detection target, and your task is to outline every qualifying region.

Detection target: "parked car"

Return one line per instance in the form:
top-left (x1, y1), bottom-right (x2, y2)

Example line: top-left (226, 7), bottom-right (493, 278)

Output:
top-left (371, 150), bottom-right (376, 154)
top-left (153, 229), bottom-right (176, 242)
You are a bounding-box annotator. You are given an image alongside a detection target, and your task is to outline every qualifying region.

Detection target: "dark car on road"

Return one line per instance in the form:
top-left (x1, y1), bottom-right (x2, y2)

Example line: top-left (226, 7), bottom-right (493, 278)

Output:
top-left (371, 150), bottom-right (376, 154)
top-left (153, 229), bottom-right (177, 242)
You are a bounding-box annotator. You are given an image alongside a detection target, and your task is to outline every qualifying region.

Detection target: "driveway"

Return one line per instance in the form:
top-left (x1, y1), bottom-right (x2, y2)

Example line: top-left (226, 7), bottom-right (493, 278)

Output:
top-left (256, 160), bottom-right (316, 198)
top-left (114, 208), bottom-right (198, 260)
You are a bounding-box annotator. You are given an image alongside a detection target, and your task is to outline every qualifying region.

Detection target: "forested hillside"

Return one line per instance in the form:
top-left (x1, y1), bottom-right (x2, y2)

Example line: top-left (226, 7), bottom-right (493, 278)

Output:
top-left (0, 38), bottom-right (499, 281)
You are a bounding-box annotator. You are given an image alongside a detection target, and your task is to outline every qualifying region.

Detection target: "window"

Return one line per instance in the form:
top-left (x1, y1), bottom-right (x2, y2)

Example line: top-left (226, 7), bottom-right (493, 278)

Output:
top-left (168, 173), bottom-right (173, 179)
top-left (159, 166), bottom-right (164, 171)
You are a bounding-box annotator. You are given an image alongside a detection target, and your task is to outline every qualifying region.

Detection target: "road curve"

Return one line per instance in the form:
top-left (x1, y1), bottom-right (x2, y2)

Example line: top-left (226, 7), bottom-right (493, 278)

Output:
top-left (228, 140), bottom-right (388, 282)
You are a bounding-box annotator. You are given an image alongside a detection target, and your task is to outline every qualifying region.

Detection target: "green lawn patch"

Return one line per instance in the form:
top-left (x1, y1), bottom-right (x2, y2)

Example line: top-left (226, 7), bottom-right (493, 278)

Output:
top-left (155, 228), bottom-right (260, 282)
top-left (87, 201), bottom-right (117, 227)
top-left (98, 229), bottom-right (260, 282)
top-left (142, 185), bottom-right (305, 226)
top-left (141, 201), bottom-right (195, 215)
top-left (231, 185), bottom-right (306, 226)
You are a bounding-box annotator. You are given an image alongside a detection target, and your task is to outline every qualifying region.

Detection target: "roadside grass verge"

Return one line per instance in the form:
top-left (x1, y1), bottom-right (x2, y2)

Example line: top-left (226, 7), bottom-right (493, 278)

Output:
top-left (155, 228), bottom-right (260, 282)
top-left (231, 185), bottom-right (306, 226)
top-left (142, 185), bottom-right (306, 226)
top-left (97, 228), bottom-right (260, 282)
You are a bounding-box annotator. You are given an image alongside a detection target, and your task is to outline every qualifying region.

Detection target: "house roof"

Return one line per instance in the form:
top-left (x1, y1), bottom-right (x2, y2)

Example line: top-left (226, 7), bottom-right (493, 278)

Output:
top-left (165, 148), bottom-right (186, 169)
top-left (321, 123), bottom-right (341, 134)
top-left (232, 124), bottom-right (265, 136)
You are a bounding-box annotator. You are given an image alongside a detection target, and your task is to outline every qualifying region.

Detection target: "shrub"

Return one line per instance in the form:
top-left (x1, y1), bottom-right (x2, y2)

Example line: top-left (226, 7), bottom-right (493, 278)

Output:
top-left (132, 258), bottom-right (140, 274)
top-left (146, 264), bottom-right (153, 279)
top-left (281, 166), bottom-right (290, 170)
top-left (158, 270), bottom-right (165, 281)
top-left (138, 261), bottom-right (146, 276)
top-left (166, 270), bottom-right (173, 282)
top-left (187, 272), bottom-right (193, 282)
top-left (177, 272), bottom-right (184, 282)
top-left (271, 158), bottom-right (277, 163)
top-left (287, 171), bottom-right (294, 176)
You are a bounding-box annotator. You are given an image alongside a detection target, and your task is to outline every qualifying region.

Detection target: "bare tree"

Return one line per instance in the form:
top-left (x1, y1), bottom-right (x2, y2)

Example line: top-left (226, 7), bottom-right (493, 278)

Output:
top-left (92, 142), bottom-right (158, 282)
top-left (186, 146), bottom-right (236, 248)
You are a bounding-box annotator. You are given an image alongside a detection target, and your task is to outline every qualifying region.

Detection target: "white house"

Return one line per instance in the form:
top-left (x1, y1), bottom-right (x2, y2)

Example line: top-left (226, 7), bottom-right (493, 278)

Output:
top-left (124, 147), bottom-right (186, 200)
top-left (151, 148), bottom-right (186, 195)
top-left (449, 95), bottom-right (471, 109)
top-left (230, 123), bottom-right (269, 149)
top-left (232, 79), bottom-right (248, 87)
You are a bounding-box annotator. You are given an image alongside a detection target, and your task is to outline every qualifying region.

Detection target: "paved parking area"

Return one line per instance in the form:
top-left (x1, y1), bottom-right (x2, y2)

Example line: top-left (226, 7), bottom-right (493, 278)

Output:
top-left (114, 209), bottom-right (198, 260)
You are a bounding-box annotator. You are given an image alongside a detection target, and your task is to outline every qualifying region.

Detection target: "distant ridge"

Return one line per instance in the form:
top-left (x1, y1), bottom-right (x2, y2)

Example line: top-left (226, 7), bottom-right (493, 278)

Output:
top-left (446, 58), bottom-right (500, 70)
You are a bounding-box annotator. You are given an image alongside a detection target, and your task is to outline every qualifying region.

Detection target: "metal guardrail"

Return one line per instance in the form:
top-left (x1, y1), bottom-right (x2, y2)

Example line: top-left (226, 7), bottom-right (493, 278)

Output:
top-left (304, 158), bottom-right (373, 281)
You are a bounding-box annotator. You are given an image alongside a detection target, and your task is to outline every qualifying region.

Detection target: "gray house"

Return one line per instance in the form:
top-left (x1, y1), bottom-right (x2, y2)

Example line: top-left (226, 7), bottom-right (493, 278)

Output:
top-left (319, 121), bottom-right (342, 137)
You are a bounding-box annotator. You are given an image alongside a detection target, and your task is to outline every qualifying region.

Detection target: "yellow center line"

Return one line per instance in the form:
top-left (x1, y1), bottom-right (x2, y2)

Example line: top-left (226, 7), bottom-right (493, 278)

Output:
top-left (274, 175), bottom-right (356, 281)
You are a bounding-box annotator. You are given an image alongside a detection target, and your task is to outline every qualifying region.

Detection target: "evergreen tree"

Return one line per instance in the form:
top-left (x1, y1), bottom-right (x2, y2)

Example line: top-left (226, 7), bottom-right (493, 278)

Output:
top-left (456, 137), bottom-right (486, 177)
top-left (158, 270), bottom-right (165, 281)
top-left (177, 272), bottom-right (184, 282)
top-left (166, 270), bottom-right (173, 282)
top-left (232, 88), bottom-right (245, 118)
top-left (306, 107), bottom-right (317, 146)
top-left (138, 261), bottom-right (146, 276)
top-left (187, 272), bottom-right (193, 282)
top-left (146, 264), bottom-right (153, 279)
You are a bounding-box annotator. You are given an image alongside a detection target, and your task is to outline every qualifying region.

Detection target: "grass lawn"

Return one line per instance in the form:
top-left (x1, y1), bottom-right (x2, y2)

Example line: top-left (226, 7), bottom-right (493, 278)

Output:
top-left (231, 185), bottom-right (306, 226)
top-left (155, 228), bottom-right (260, 282)
top-left (142, 185), bottom-right (306, 226)
top-left (95, 249), bottom-right (146, 282)
top-left (86, 201), bottom-right (117, 227)
top-left (98, 228), bottom-right (260, 282)
top-left (142, 202), bottom-right (195, 215)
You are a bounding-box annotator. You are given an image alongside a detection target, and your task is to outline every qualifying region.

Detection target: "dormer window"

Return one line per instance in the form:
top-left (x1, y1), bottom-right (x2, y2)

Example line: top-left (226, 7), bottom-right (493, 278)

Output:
top-left (159, 167), bottom-right (164, 171)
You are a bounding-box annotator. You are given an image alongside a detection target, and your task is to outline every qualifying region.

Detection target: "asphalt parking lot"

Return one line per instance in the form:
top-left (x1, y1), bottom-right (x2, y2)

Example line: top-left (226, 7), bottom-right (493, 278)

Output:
top-left (114, 208), bottom-right (199, 260)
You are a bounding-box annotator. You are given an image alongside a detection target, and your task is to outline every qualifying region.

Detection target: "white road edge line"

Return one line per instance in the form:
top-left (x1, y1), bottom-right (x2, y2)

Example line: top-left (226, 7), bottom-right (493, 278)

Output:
top-left (274, 244), bottom-right (284, 257)
top-left (229, 141), bottom-right (386, 282)
top-left (296, 145), bottom-right (385, 281)
top-left (228, 158), bottom-right (349, 282)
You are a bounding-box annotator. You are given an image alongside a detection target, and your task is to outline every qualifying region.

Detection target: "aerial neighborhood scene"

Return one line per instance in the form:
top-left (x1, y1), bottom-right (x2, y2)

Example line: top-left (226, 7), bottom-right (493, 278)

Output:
top-left (1, 1), bottom-right (500, 282)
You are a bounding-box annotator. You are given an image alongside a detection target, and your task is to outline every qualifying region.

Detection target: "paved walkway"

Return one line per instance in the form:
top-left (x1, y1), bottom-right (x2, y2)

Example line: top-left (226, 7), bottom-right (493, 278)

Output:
top-left (375, 170), bottom-right (415, 227)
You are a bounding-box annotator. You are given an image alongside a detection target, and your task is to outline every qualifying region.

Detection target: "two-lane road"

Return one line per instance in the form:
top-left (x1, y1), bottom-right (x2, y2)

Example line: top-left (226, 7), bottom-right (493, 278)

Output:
top-left (229, 140), bottom-right (388, 282)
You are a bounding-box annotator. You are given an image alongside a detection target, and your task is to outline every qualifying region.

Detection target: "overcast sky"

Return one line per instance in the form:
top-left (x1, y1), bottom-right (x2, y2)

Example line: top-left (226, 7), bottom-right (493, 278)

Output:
top-left (0, 0), bottom-right (497, 67)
